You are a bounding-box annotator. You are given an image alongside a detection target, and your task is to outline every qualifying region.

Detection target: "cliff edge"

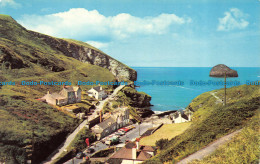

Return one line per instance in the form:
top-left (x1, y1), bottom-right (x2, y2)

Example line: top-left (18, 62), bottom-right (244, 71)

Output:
top-left (29, 31), bottom-right (137, 81)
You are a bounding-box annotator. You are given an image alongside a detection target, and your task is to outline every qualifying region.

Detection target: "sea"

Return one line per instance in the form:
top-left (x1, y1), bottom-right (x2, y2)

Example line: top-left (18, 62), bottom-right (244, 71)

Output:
top-left (133, 67), bottom-right (260, 112)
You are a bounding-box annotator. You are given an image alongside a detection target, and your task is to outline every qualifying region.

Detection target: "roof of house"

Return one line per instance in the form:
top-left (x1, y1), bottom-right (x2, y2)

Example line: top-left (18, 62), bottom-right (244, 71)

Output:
top-left (181, 113), bottom-right (189, 120)
top-left (92, 116), bottom-right (116, 133)
top-left (109, 142), bottom-right (155, 161)
top-left (93, 86), bottom-right (102, 92)
top-left (41, 92), bottom-right (66, 100)
top-left (50, 93), bottom-right (66, 99)
top-left (63, 86), bottom-right (80, 92)
top-left (140, 145), bottom-right (156, 152)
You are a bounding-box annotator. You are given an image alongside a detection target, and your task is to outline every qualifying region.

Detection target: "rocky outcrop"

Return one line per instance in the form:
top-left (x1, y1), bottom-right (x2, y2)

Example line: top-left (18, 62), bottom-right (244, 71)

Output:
top-left (122, 87), bottom-right (152, 108)
top-left (0, 46), bottom-right (28, 69)
top-left (29, 31), bottom-right (137, 81)
top-left (137, 108), bottom-right (154, 118)
top-left (210, 64), bottom-right (238, 77)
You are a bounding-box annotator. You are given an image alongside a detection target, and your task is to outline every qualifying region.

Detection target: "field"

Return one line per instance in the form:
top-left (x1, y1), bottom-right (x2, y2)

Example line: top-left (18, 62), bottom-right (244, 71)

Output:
top-left (140, 122), bottom-right (191, 146)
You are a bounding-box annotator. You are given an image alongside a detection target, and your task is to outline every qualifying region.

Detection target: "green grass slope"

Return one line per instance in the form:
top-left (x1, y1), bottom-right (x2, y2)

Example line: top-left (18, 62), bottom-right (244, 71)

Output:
top-left (0, 15), bottom-right (117, 163)
top-left (190, 111), bottom-right (259, 164)
top-left (144, 84), bottom-right (260, 164)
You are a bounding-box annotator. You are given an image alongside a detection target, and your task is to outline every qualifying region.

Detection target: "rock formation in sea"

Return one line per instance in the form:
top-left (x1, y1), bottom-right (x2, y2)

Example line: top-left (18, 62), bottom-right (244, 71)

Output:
top-left (209, 64), bottom-right (238, 77)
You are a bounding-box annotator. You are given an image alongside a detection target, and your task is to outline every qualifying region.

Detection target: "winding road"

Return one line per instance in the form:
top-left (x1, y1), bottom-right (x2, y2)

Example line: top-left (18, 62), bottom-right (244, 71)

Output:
top-left (42, 85), bottom-right (125, 164)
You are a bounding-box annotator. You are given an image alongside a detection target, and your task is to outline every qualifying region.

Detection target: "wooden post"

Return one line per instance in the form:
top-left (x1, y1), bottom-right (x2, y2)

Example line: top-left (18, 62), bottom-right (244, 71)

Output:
top-left (224, 72), bottom-right (226, 106)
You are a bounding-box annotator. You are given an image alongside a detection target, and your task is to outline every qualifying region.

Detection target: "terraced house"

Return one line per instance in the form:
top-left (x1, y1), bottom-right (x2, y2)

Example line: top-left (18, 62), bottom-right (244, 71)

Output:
top-left (92, 108), bottom-right (130, 140)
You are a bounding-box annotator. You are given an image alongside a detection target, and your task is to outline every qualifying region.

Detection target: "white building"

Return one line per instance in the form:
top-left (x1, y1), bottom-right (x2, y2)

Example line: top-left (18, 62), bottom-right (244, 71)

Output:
top-left (172, 111), bottom-right (191, 123)
top-left (40, 86), bottom-right (81, 106)
top-left (87, 86), bottom-right (107, 100)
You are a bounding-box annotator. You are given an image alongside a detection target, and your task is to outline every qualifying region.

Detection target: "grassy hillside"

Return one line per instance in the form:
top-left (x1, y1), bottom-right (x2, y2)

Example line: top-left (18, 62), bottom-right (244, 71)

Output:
top-left (140, 122), bottom-right (191, 146)
top-left (144, 84), bottom-right (260, 164)
top-left (190, 111), bottom-right (259, 164)
top-left (0, 15), bottom-right (117, 163)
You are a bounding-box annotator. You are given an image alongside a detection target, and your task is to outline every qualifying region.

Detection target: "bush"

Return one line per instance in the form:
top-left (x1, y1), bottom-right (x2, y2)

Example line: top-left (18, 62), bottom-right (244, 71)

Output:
top-left (155, 138), bottom-right (169, 150)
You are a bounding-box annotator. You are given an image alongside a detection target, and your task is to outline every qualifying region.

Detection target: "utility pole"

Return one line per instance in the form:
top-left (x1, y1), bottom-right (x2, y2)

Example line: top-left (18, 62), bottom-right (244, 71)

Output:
top-left (138, 122), bottom-right (140, 137)
top-left (224, 72), bottom-right (227, 106)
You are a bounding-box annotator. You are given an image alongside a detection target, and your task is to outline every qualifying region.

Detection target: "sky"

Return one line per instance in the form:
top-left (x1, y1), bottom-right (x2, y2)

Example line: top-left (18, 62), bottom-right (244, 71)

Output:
top-left (0, 0), bottom-right (259, 67)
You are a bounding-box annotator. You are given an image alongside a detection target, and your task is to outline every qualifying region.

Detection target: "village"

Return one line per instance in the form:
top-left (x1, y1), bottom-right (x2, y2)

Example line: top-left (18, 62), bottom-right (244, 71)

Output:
top-left (39, 84), bottom-right (193, 164)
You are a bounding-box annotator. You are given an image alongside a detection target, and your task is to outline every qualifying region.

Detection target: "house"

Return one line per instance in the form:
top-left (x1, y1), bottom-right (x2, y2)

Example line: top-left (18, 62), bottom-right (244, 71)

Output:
top-left (87, 85), bottom-right (107, 100)
top-left (91, 108), bottom-right (130, 140)
top-left (172, 110), bottom-right (191, 123)
top-left (108, 139), bottom-right (156, 164)
top-left (40, 86), bottom-right (81, 106)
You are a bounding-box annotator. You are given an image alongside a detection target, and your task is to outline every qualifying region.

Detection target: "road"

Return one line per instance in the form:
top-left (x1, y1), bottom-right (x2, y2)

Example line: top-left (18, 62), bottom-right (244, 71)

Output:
top-left (177, 129), bottom-right (242, 164)
top-left (64, 122), bottom-right (153, 164)
top-left (42, 85), bottom-right (125, 164)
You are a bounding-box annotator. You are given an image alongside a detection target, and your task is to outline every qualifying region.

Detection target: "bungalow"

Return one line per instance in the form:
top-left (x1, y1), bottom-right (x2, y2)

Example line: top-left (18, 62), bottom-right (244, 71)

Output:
top-left (40, 86), bottom-right (81, 106)
top-left (87, 85), bottom-right (107, 100)
top-left (108, 139), bottom-right (156, 164)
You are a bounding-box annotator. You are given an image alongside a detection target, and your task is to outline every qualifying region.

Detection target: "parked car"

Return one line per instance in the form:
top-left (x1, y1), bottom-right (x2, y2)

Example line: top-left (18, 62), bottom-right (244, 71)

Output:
top-left (121, 127), bottom-right (130, 132)
top-left (115, 131), bottom-right (124, 136)
top-left (105, 136), bottom-right (120, 145)
top-left (87, 148), bottom-right (95, 154)
top-left (118, 129), bottom-right (125, 134)
top-left (76, 152), bottom-right (84, 159)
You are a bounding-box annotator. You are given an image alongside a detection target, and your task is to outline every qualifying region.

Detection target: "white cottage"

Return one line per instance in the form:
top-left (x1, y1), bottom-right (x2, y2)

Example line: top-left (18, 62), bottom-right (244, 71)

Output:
top-left (87, 86), bottom-right (107, 100)
top-left (172, 111), bottom-right (191, 123)
top-left (40, 86), bottom-right (81, 106)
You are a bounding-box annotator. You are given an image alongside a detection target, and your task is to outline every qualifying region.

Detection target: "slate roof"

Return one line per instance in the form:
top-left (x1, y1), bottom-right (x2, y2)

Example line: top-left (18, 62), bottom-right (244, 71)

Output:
top-left (181, 113), bottom-right (189, 120)
top-left (140, 145), bottom-right (156, 152)
top-left (92, 116), bottom-right (116, 133)
top-left (93, 86), bottom-right (102, 92)
top-left (109, 142), bottom-right (155, 161)
top-left (63, 86), bottom-right (80, 92)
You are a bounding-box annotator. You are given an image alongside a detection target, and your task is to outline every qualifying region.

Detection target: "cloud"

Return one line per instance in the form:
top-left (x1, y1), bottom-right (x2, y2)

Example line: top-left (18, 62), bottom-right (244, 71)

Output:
top-left (86, 41), bottom-right (109, 49)
top-left (0, 0), bottom-right (20, 8)
top-left (217, 8), bottom-right (249, 31)
top-left (18, 8), bottom-right (191, 41)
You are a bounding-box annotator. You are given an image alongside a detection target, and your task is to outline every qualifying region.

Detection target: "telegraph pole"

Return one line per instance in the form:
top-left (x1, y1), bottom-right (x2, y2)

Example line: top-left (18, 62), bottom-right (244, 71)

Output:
top-left (138, 122), bottom-right (140, 137)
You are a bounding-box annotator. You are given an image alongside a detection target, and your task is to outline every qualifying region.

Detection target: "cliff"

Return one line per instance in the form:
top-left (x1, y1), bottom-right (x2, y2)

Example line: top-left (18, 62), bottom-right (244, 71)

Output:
top-left (122, 86), bottom-right (152, 108)
top-left (29, 31), bottom-right (137, 81)
top-left (209, 64), bottom-right (238, 77)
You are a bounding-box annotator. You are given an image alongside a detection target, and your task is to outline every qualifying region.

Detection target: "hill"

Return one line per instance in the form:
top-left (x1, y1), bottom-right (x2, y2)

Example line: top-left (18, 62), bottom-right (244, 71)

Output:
top-left (0, 14), bottom-right (136, 163)
top-left (144, 84), bottom-right (260, 163)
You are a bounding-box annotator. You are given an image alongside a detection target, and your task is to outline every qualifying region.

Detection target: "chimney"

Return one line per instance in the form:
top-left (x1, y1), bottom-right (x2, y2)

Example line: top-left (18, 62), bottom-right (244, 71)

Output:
top-left (188, 113), bottom-right (191, 121)
top-left (100, 111), bottom-right (102, 123)
top-left (132, 146), bottom-right (137, 160)
top-left (136, 138), bottom-right (140, 150)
